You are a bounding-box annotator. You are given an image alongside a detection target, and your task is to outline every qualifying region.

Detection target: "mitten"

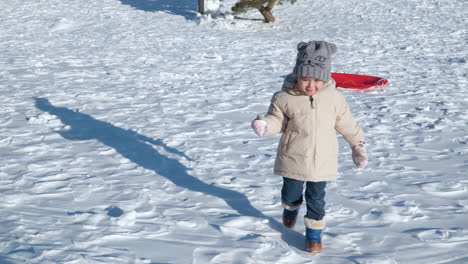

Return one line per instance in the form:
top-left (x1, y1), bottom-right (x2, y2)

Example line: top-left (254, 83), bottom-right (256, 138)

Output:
top-left (351, 141), bottom-right (368, 168)
top-left (251, 119), bottom-right (268, 137)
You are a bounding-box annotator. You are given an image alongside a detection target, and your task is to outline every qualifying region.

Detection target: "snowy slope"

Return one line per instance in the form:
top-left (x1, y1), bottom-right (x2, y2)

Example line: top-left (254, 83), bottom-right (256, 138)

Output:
top-left (0, 0), bottom-right (467, 263)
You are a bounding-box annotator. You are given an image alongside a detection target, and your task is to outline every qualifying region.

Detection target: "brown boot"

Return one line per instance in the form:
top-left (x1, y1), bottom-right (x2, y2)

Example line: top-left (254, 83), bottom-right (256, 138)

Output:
top-left (258, 6), bottom-right (275, 23)
top-left (282, 209), bottom-right (298, 228)
top-left (305, 240), bottom-right (323, 253)
top-left (304, 218), bottom-right (326, 254)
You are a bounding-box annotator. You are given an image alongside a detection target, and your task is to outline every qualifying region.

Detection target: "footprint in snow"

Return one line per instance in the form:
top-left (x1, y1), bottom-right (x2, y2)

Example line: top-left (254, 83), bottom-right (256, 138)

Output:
top-left (403, 227), bottom-right (468, 244)
top-left (106, 206), bottom-right (124, 217)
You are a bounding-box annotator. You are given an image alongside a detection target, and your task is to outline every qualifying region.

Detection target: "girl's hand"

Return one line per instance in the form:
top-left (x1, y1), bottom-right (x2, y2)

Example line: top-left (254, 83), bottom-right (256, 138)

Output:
top-left (351, 141), bottom-right (368, 168)
top-left (251, 119), bottom-right (268, 137)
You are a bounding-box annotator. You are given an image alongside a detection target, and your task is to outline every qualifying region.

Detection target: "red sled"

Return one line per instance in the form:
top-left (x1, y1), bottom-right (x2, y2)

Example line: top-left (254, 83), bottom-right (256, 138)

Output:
top-left (332, 72), bottom-right (388, 89)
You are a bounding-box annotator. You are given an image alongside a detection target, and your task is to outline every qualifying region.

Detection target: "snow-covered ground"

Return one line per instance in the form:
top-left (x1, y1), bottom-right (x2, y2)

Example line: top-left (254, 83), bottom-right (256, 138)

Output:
top-left (1, 0), bottom-right (467, 263)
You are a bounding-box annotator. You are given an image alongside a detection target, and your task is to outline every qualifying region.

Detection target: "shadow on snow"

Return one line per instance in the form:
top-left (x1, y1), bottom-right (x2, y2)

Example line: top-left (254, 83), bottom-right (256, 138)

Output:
top-left (118, 0), bottom-right (198, 19)
top-left (33, 97), bottom-right (305, 250)
top-left (0, 255), bottom-right (15, 264)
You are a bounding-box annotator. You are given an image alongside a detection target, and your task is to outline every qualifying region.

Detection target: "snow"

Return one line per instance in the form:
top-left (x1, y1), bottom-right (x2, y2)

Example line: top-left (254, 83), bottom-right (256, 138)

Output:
top-left (0, 0), bottom-right (467, 263)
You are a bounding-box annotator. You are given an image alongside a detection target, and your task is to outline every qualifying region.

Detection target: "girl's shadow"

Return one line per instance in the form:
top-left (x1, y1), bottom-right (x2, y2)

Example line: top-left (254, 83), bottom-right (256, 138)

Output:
top-left (33, 97), bottom-right (305, 250)
top-left (119, 0), bottom-right (198, 20)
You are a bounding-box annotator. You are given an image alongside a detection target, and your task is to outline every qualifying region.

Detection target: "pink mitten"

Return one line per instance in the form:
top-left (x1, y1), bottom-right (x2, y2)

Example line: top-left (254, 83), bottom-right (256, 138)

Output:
top-left (251, 119), bottom-right (268, 137)
top-left (351, 141), bottom-right (368, 168)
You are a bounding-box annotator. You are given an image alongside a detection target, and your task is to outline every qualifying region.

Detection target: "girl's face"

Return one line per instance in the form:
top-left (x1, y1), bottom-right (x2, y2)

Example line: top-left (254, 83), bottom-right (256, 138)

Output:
top-left (297, 77), bottom-right (325, 96)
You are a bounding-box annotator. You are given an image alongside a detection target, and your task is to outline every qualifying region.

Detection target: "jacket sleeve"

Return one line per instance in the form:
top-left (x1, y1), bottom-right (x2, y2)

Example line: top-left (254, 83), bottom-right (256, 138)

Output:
top-left (334, 92), bottom-right (365, 143)
top-left (258, 92), bottom-right (287, 136)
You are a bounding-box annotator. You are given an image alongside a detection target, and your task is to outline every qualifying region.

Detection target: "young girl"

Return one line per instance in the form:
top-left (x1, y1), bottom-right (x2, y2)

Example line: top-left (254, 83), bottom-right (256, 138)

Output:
top-left (251, 41), bottom-right (368, 253)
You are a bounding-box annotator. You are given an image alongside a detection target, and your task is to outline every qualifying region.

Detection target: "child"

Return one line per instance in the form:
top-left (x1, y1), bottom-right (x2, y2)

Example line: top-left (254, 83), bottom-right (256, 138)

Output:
top-left (251, 41), bottom-right (368, 253)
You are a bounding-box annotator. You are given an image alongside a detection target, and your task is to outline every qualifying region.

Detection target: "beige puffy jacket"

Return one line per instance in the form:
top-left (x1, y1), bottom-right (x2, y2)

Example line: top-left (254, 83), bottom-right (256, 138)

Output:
top-left (259, 75), bottom-right (365, 182)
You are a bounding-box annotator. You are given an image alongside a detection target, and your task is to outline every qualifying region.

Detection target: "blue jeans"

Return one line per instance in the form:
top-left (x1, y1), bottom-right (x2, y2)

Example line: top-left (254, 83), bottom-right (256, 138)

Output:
top-left (281, 177), bottom-right (327, 220)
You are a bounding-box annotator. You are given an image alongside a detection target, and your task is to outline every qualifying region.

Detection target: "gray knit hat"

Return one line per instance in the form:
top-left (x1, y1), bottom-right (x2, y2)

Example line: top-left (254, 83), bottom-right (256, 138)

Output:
top-left (293, 41), bottom-right (337, 82)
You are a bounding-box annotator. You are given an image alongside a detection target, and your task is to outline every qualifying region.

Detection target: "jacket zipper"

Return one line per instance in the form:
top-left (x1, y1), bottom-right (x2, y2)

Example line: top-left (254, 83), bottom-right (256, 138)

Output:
top-left (309, 96), bottom-right (315, 178)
